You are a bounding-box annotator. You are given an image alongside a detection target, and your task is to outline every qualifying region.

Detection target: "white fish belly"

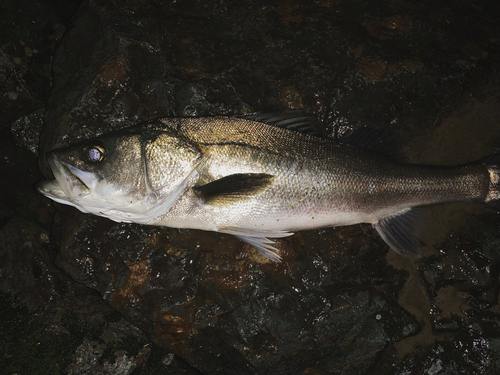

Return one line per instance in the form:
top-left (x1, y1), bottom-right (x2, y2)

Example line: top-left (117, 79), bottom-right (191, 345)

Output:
top-left (153, 187), bottom-right (394, 234)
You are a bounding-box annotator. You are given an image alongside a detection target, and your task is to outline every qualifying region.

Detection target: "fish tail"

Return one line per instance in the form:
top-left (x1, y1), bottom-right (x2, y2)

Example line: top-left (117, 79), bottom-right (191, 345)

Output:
top-left (482, 154), bottom-right (500, 208)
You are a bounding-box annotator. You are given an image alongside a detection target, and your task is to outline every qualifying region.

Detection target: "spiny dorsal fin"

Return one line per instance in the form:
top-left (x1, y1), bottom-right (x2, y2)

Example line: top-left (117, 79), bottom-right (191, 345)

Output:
top-left (238, 111), bottom-right (320, 136)
top-left (194, 173), bottom-right (274, 206)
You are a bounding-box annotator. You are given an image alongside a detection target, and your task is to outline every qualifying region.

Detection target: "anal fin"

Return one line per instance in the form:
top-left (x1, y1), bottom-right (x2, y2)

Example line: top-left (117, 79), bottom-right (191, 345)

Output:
top-left (373, 207), bottom-right (427, 255)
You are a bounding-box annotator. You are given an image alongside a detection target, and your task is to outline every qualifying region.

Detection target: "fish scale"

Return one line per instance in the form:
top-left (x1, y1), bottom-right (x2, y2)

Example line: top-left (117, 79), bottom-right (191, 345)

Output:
top-left (37, 114), bottom-right (500, 261)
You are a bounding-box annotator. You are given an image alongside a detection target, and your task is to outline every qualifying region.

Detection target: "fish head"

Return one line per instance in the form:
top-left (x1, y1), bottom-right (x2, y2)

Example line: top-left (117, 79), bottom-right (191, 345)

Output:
top-left (37, 127), bottom-right (201, 223)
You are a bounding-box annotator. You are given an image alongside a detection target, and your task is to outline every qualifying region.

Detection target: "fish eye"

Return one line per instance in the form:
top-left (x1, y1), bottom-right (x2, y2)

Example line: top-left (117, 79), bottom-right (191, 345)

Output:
top-left (83, 143), bottom-right (107, 163)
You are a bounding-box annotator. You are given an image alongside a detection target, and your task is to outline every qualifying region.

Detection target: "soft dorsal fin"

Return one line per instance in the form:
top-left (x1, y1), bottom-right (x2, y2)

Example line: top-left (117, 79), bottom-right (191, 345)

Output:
top-left (193, 173), bottom-right (274, 206)
top-left (340, 126), bottom-right (402, 161)
top-left (238, 111), bottom-right (320, 136)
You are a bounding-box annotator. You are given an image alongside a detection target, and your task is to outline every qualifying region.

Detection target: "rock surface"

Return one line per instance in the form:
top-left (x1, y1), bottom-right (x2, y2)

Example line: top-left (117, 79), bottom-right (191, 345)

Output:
top-left (2, 0), bottom-right (500, 374)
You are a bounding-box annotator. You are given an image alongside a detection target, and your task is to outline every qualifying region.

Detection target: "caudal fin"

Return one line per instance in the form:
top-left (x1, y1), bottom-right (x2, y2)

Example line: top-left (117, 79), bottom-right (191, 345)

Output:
top-left (480, 154), bottom-right (500, 208)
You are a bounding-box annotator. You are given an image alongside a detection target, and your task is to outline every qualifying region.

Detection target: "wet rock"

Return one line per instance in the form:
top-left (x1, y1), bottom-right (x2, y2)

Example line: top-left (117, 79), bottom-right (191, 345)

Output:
top-left (52, 216), bottom-right (416, 374)
top-left (0, 135), bottom-right (197, 374)
top-left (10, 109), bottom-right (45, 155)
top-left (0, 0), bottom-right (65, 127)
top-left (40, 0), bottom-right (500, 372)
top-left (0, 0), bottom-right (195, 372)
top-left (423, 212), bottom-right (500, 331)
top-left (3, 0), bottom-right (500, 373)
top-left (0, 285), bottom-right (197, 375)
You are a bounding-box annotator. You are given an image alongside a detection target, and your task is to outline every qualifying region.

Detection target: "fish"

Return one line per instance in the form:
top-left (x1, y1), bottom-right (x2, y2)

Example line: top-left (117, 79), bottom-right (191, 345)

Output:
top-left (36, 113), bottom-right (500, 261)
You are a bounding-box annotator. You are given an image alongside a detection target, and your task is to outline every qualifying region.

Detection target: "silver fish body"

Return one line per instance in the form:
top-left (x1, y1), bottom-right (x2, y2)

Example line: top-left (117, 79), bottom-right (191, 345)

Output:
top-left (37, 115), bottom-right (500, 261)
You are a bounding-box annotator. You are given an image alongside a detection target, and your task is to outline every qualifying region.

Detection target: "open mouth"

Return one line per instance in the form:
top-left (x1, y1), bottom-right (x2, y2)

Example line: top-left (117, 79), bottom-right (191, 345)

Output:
top-left (36, 152), bottom-right (93, 202)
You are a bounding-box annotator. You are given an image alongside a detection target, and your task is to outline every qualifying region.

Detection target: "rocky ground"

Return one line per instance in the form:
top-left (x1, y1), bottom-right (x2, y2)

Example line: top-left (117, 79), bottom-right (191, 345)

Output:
top-left (2, 0), bottom-right (500, 374)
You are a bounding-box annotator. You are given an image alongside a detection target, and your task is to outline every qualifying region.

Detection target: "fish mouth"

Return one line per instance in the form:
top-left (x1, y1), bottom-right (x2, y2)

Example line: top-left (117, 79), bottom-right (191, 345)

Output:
top-left (36, 152), bottom-right (95, 203)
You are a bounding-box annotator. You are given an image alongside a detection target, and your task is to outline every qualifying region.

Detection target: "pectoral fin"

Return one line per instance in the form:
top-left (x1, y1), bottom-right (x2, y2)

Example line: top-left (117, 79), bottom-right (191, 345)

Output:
top-left (220, 228), bottom-right (293, 262)
top-left (194, 173), bottom-right (274, 206)
top-left (373, 207), bottom-right (427, 255)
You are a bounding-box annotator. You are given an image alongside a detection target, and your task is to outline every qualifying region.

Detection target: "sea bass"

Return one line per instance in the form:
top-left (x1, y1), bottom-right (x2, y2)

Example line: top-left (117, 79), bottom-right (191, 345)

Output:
top-left (37, 114), bottom-right (500, 261)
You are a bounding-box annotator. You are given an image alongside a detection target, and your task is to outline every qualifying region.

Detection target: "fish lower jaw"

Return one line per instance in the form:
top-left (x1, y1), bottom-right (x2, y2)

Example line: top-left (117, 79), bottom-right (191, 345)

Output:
top-left (37, 180), bottom-right (141, 221)
top-left (36, 180), bottom-right (65, 199)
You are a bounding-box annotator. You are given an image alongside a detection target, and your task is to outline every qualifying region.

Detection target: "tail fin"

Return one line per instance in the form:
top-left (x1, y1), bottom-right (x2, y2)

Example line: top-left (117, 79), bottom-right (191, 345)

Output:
top-left (481, 154), bottom-right (500, 208)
